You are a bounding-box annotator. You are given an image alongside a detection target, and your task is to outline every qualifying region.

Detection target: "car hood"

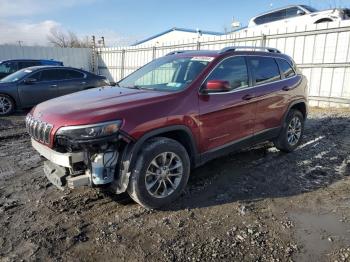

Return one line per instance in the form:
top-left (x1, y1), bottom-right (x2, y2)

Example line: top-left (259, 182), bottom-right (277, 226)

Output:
top-left (31, 86), bottom-right (173, 126)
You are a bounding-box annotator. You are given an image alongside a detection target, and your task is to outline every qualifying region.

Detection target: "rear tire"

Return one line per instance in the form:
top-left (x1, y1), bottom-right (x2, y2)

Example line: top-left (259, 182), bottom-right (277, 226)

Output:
top-left (0, 94), bottom-right (15, 116)
top-left (127, 137), bottom-right (190, 209)
top-left (274, 109), bottom-right (304, 152)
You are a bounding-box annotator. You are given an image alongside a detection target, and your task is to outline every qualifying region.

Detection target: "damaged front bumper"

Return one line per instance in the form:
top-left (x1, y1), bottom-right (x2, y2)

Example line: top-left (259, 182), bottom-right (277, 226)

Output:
top-left (32, 139), bottom-right (91, 190)
top-left (32, 138), bottom-right (130, 192)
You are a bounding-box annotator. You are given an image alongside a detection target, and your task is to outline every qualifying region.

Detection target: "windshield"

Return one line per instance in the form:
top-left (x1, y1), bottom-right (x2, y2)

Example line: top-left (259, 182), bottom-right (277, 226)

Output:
top-left (300, 5), bottom-right (319, 13)
top-left (0, 68), bottom-right (33, 83)
top-left (118, 55), bottom-right (213, 92)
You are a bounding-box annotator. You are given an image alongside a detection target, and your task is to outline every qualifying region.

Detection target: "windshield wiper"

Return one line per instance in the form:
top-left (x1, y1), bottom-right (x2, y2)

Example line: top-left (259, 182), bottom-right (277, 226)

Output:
top-left (128, 85), bottom-right (143, 90)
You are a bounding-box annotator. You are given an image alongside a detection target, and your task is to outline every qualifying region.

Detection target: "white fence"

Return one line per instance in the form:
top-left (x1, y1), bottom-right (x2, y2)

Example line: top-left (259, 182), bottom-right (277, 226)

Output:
top-left (0, 45), bottom-right (93, 72)
top-left (97, 20), bottom-right (350, 107)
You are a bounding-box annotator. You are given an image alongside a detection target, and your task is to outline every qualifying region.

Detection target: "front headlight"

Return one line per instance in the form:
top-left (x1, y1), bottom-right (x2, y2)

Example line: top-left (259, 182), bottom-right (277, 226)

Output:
top-left (56, 120), bottom-right (122, 140)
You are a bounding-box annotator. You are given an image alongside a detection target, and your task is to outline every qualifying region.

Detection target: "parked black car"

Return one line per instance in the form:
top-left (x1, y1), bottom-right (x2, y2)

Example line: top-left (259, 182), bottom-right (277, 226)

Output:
top-left (0, 66), bottom-right (109, 115)
top-left (0, 59), bottom-right (63, 79)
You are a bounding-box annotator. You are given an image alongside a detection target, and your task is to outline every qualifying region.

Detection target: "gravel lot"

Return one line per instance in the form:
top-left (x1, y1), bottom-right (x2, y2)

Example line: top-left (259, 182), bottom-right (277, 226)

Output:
top-left (0, 108), bottom-right (349, 262)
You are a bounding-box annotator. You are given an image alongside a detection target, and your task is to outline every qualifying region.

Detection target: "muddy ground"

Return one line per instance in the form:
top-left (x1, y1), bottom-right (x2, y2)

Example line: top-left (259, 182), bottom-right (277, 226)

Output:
top-left (0, 108), bottom-right (349, 262)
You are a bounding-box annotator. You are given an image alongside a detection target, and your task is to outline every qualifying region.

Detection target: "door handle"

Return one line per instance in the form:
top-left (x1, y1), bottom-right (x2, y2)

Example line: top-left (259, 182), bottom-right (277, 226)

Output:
top-left (50, 84), bottom-right (57, 88)
top-left (242, 94), bottom-right (255, 101)
top-left (80, 81), bottom-right (87, 85)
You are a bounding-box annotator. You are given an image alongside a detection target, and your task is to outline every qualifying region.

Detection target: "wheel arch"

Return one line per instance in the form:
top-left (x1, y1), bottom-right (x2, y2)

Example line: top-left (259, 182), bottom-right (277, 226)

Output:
top-left (130, 125), bottom-right (199, 169)
top-left (114, 125), bottom-right (199, 194)
top-left (314, 18), bottom-right (333, 24)
top-left (283, 99), bottom-right (308, 124)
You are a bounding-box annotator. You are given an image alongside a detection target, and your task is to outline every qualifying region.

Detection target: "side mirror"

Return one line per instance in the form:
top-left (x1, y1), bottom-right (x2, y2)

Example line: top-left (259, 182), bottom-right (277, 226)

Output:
top-left (110, 81), bottom-right (117, 86)
top-left (297, 9), bottom-right (305, 16)
top-left (23, 78), bottom-right (37, 85)
top-left (203, 80), bottom-right (231, 93)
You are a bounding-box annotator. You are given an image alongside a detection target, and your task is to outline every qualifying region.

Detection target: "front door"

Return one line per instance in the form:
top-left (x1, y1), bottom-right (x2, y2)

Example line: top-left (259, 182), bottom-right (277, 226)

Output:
top-left (17, 69), bottom-right (60, 107)
top-left (198, 56), bottom-right (256, 153)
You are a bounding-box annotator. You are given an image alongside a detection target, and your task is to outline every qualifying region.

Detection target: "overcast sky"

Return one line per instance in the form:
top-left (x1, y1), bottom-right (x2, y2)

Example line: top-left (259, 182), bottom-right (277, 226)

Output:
top-left (0, 0), bottom-right (349, 47)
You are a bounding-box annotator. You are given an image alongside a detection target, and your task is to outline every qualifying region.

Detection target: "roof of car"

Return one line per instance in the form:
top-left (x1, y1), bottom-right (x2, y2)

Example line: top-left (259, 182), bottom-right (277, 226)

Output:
top-left (251, 5), bottom-right (307, 20)
top-left (166, 48), bottom-right (290, 59)
top-left (21, 66), bottom-right (86, 71)
top-left (0, 59), bottom-right (62, 63)
top-left (167, 50), bottom-right (219, 57)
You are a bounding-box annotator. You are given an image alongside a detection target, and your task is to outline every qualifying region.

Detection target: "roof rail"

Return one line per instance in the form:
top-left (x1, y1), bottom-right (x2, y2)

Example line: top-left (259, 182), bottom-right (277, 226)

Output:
top-left (166, 50), bottom-right (192, 56)
top-left (219, 46), bottom-right (281, 54)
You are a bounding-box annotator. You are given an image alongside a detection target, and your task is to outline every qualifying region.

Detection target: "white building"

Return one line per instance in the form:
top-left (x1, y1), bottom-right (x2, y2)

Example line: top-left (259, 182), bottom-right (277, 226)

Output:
top-left (132, 27), bottom-right (223, 47)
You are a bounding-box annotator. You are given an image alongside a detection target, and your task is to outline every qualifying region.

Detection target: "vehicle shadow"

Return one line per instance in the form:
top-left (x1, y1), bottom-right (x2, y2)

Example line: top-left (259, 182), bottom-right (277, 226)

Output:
top-left (161, 115), bottom-right (350, 211)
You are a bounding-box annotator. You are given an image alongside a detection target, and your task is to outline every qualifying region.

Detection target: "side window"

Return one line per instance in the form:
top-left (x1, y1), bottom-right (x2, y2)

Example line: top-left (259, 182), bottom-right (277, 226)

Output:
top-left (285, 7), bottom-right (302, 18)
top-left (248, 57), bottom-right (281, 85)
top-left (0, 62), bottom-right (18, 74)
top-left (269, 10), bottom-right (286, 22)
top-left (254, 14), bottom-right (270, 25)
top-left (277, 59), bottom-right (296, 78)
top-left (41, 69), bottom-right (64, 81)
top-left (18, 61), bottom-right (40, 69)
top-left (255, 9), bottom-right (286, 24)
top-left (64, 69), bottom-right (85, 79)
top-left (29, 71), bottom-right (42, 81)
top-left (206, 56), bottom-right (249, 91)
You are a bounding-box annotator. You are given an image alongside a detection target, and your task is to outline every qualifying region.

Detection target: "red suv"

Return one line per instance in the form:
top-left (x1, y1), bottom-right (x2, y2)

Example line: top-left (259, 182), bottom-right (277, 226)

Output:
top-left (27, 46), bottom-right (308, 209)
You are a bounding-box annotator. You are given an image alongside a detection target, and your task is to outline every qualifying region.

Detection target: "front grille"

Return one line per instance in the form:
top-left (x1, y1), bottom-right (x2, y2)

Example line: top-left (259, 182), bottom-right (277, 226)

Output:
top-left (25, 115), bottom-right (53, 144)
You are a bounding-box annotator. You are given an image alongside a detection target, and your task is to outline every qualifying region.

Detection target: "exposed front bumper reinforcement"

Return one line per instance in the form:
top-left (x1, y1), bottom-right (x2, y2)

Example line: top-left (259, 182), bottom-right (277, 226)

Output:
top-left (32, 138), bottom-right (125, 192)
top-left (33, 139), bottom-right (91, 189)
top-left (43, 161), bottom-right (91, 190)
top-left (32, 138), bottom-right (84, 168)
top-left (43, 161), bottom-right (67, 190)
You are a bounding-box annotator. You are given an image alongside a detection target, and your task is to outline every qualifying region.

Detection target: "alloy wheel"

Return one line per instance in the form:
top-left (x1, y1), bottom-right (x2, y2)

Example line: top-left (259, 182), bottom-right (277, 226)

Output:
top-left (0, 96), bottom-right (12, 115)
top-left (287, 116), bottom-right (302, 146)
top-left (145, 152), bottom-right (183, 198)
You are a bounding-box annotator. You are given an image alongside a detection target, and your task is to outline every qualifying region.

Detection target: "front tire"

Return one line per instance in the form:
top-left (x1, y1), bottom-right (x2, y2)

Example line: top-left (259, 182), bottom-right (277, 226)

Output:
top-left (127, 137), bottom-right (190, 209)
top-left (274, 109), bottom-right (304, 152)
top-left (0, 94), bottom-right (15, 116)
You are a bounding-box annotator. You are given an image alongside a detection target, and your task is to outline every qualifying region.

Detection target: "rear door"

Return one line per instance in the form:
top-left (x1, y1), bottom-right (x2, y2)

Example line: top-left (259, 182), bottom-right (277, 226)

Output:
top-left (198, 56), bottom-right (256, 152)
top-left (247, 56), bottom-right (295, 136)
top-left (17, 69), bottom-right (60, 107)
top-left (56, 69), bottom-right (88, 96)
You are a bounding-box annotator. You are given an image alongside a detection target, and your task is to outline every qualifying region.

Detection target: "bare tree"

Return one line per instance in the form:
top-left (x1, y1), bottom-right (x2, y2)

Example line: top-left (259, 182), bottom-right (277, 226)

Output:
top-left (47, 28), bottom-right (92, 48)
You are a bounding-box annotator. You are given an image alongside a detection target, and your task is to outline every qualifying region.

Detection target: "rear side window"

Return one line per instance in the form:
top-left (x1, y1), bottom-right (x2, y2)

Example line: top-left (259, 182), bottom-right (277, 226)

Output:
top-left (41, 69), bottom-right (64, 81)
top-left (248, 57), bottom-right (281, 85)
top-left (277, 59), bottom-right (296, 78)
top-left (40, 69), bottom-right (84, 81)
top-left (207, 56), bottom-right (249, 90)
top-left (60, 69), bottom-right (85, 79)
top-left (254, 9), bottom-right (286, 25)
